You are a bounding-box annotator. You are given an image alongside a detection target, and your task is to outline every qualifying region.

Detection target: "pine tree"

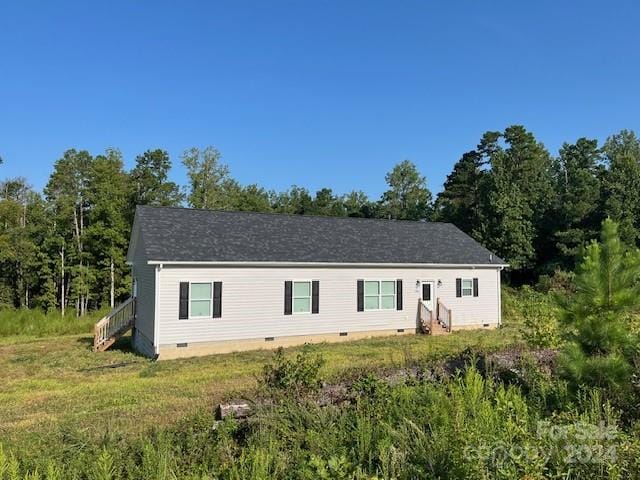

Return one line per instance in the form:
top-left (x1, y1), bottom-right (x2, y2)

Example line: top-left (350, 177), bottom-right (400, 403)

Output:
top-left (476, 126), bottom-right (555, 274)
top-left (129, 149), bottom-right (183, 212)
top-left (558, 219), bottom-right (640, 394)
top-left (434, 150), bottom-right (486, 235)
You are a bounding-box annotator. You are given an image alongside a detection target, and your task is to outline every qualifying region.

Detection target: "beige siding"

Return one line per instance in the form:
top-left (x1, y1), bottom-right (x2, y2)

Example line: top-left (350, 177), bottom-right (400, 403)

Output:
top-left (131, 239), bottom-right (155, 351)
top-left (156, 265), bottom-right (501, 346)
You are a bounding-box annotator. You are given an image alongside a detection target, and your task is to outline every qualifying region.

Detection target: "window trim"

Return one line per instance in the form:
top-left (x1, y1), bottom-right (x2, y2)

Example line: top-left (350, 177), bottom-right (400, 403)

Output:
top-left (292, 279), bottom-right (312, 315)
top-left (461, 278), bottom-right (474, 297)
top-left (188, 281), bottom-right (213, 318)
top-left (363, 279), bottom-right (396, 311)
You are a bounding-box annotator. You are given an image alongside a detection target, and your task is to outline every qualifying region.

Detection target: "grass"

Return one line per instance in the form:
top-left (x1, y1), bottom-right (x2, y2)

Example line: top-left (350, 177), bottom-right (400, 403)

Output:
top-left (0, 308), bottom-right (105, 341)
top-left (0, 316), bottom-right (523, 452)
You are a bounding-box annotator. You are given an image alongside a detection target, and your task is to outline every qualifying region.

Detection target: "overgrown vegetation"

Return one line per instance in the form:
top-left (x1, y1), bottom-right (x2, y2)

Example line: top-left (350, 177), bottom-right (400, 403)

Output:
top-left (0, 308), bottom-right (104, 340)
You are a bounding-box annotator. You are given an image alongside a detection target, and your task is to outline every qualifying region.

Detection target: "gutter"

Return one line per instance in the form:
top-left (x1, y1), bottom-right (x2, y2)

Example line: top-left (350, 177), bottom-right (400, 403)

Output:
top-left (146, 260), bottom-right (509, 269)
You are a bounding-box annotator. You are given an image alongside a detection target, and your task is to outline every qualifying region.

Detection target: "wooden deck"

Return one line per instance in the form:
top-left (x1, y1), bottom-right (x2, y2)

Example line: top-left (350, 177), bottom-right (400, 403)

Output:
top-left (93, 297), bottom-right (136, 352)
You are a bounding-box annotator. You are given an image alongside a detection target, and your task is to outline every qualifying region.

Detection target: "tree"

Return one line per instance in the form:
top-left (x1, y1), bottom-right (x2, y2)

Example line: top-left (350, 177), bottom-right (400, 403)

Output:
top-left (182, 146), bottom-right (233, 210)
top-left (434, 150), bottom-right (486, 235)
top-left (552, 138), bottom-right (603, 268)
top-left (229, 183), bottom-right (273, 212)
top-left (86, 149), bottom-right (131, 308)
top-left (558, 219), bottom-right (640, 396)
top-left (475, 126), bottom-right (555, 274)
top-left (129, 149), bottom-right (183, 212)
top-left (272, 186), bottom-right (313, 215)
top-left (44, 149), bottom-right (93, 316)
top-left (342, 190), bottom-right (374, 218)
top-left (309, 188), bottom-right (345, 216)
top-left (601, 130), bottom-right (640, 246)
top-left (380, 160), bottom-right (432, 221)
top-left (0, 178), bottom-right (37, 307)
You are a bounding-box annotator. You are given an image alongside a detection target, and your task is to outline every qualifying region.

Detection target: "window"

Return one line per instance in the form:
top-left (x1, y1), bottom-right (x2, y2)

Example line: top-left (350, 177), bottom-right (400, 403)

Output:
top-left (364, 280), bottom-right (396, 310)
top-left (462, 278), bottom-right (473, 297)
top-left (293, 281), bottom-right (311, 314)
top-left (190, 282), bottom-right (212, 317)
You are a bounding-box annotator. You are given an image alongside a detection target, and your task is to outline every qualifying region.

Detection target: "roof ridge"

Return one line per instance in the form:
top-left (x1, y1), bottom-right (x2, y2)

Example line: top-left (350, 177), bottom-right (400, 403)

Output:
top-left (136, 204), bottom-right (453, 226)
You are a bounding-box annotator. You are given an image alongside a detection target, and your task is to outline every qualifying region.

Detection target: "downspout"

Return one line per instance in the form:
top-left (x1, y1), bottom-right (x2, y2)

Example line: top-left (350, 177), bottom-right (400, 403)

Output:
top-left (153, 263), bottom-right (162, 358)
top-left (497, 266), bottom-right (504, 327)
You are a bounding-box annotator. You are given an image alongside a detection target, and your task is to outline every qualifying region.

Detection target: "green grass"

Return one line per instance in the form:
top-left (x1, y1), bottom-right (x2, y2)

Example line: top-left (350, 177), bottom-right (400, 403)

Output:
top-left (0, 319), bottom-right (523, 451)
top-left (0, 308), bottom-right (105, 341)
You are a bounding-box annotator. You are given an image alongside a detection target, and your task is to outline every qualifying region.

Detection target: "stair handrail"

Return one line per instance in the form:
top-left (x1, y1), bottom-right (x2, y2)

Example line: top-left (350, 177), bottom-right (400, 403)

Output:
top-left (437, 298), bottom-right (452, 332)
top-left (419, 299), bottom-right (434, 333)
top-left (93, 297), bottom-right (136, 351)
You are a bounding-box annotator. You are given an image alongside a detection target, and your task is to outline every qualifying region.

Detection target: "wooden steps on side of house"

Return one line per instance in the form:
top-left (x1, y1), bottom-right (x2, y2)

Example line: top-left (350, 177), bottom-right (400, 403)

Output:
top-left (93, 297), bottom-right (136, 352)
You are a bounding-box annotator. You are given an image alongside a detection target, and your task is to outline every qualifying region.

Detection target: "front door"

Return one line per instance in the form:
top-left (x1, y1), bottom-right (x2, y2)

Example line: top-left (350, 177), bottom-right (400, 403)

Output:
top-left (421, 281), bottom-right (435, 312)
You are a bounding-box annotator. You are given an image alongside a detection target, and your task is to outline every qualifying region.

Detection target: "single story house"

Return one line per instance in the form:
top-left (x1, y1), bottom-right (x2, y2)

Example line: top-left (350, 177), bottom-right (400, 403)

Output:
top-left (124, 206), bottom-right (506, 359)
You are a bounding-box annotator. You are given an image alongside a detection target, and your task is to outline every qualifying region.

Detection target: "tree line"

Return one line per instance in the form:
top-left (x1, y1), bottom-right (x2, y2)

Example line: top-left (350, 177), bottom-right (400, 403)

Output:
top-left (0, 125), bottom-right (639, 314)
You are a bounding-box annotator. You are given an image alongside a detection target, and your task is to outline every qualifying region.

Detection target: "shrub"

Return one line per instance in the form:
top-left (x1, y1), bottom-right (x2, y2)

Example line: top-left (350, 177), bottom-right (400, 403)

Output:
top-left (261, 346), bottom-right (325, 395)
top-left (520, 287), bottom-right (561, 348)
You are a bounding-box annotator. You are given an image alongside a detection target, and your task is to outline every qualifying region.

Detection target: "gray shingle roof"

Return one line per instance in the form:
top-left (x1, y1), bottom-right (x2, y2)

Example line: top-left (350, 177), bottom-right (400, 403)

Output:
top-left (134, 206), bottom-right (505, 266)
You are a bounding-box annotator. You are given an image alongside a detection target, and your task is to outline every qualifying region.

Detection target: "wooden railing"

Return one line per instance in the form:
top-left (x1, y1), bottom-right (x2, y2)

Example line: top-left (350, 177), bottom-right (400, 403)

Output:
top-left (437, 298), bottom-right (452, 332)
top-left (93, 297), bottom-right (136, 352)
top-left (418, 299), bottom-right (434, 333)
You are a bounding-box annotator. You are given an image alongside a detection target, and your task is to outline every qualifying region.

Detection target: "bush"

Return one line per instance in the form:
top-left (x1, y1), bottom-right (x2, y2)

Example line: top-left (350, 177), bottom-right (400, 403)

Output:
top-left (261, 345), bottom-right (325, 395)
top-left (520, 287), bottom-right (561, 348)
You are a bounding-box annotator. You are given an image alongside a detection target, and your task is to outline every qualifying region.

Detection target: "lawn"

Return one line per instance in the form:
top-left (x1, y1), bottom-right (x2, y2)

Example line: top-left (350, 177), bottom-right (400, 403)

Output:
top-left (0, 318), bottom-right (522, 451)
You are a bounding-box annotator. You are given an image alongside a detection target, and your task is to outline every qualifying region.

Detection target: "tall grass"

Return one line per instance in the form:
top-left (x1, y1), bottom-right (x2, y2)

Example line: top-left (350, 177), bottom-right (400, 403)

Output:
top-left (2, 365), bottom-right (639, 479)
top-left (0, 308), bottom-right (104, 339)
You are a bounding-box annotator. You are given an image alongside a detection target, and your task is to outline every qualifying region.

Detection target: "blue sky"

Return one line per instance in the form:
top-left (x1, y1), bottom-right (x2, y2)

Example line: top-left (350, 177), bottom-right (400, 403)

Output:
top-left (1, 1), bottom-right (639, 198)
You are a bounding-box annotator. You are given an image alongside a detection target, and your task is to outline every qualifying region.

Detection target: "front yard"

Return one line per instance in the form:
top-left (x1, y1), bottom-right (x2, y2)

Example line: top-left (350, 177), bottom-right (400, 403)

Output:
top-left (0, 321), bottom-right (522, 450)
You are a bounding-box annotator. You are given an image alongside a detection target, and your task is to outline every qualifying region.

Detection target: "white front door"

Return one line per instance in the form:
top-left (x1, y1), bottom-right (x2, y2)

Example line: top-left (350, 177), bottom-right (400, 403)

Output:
top-left (421, 281), bottom-right (435, 312)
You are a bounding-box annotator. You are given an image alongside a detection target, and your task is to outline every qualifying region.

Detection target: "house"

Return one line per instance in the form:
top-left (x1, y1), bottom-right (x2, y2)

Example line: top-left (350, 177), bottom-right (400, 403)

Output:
top-left (103, 206), bottom-right (506, 359)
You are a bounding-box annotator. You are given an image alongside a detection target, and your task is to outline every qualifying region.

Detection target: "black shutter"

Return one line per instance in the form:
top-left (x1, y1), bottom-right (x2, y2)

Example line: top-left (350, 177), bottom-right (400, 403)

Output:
top-left (357, 280), bottom-right (364, 312)
top-left (456, 278), bottom-right (462, 298)
top-left (422, 283), bottom-right (431, 301)
top-left (396, 279), bottom-right (403, 310)
top-left (473, 278), bottom-right (479, 297)
top-left (213, 281), bottom-right (222, 318)
top-left (179, 282), bottom-right (189, 319)
top-left (312, 280), bottom-right (319, 314)
top-left (284, 281), bottom-right (292, 315)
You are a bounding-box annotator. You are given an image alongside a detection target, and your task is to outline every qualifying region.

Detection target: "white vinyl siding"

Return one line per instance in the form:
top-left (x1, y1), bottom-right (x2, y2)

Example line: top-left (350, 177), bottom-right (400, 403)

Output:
top-left (293, 281), bottom-right (311, 314)
top-left (154, 266), bottom-right (501, 346)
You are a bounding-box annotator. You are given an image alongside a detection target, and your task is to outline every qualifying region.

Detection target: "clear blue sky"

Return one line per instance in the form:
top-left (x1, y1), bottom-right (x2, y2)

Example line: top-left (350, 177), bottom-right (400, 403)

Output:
top-left (1, 1), bottom-right (639, 198)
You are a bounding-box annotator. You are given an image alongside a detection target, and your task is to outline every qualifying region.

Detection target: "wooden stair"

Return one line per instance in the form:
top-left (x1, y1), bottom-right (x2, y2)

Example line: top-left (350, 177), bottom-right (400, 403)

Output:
top-left (419, 298), bottom-right (452, 335)
top-left (93, 297), bottom-right (136, 352)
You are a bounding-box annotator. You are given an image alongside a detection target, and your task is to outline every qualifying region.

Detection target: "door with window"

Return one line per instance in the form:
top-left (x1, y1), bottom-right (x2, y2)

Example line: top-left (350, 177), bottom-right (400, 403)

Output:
top-left (421, 281), bottom-right (435, 312)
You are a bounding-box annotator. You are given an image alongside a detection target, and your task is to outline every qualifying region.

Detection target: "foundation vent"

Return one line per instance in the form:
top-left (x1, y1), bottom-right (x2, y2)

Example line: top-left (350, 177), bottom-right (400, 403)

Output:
top-left (177, 343), bottom-right (188, 348)
top-left (265, 337), bottom-right (275, 342)
top-left (339, 332), bottom-right (348, 337)
top-left (397, 329), bottom-right (405, 333)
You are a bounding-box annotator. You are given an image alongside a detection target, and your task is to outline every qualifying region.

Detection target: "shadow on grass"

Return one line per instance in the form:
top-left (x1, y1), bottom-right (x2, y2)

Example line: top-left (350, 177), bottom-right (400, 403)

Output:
top-left (76, 333), bottom-right (143, 356)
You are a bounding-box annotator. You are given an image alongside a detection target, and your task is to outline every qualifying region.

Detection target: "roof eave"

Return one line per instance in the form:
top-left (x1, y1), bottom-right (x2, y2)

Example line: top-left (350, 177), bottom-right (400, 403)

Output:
top-left (146, 260), bottom-right (509, 268)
